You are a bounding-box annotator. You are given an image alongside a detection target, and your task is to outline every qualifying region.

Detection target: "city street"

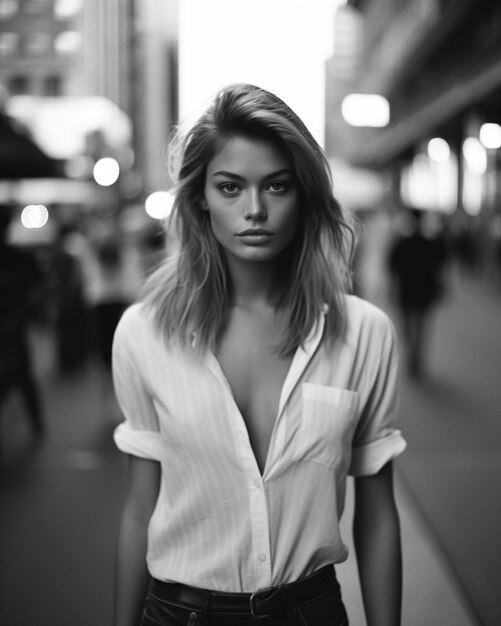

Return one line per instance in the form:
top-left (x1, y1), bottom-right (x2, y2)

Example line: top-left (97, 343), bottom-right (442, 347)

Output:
top-left (0, 269), bottom-right (499, 626)
top-left (2, 2), bottom-right (501, 625)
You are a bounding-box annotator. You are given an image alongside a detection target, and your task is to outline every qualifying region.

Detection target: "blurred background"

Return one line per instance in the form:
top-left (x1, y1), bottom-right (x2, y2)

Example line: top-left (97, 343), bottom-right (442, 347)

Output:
top-left (1, 0), bottom-right (500, 624)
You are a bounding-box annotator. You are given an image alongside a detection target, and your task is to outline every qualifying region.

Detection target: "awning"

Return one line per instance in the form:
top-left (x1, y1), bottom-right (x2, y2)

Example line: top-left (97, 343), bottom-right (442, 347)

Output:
top-left (0, 112), bottom-right (61, 179)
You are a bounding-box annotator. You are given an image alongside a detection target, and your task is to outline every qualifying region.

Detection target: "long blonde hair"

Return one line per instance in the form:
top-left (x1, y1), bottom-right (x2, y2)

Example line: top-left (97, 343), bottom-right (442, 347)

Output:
top-left (143, 83), bottom-right (355, 355)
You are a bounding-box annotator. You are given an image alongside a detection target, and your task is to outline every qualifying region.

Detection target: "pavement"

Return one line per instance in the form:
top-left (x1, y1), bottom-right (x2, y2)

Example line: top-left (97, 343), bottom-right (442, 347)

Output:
top-left (385, 272), bottom-right (501, 626)
top-left (0, 267), bottom-right (498, 625)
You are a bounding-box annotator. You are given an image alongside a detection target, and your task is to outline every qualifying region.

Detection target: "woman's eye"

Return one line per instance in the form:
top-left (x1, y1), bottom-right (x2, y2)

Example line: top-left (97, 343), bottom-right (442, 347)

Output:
top-left (267, 182), bottom-right (287, 193)
top-left (220, 183), bottom-right (239, 194)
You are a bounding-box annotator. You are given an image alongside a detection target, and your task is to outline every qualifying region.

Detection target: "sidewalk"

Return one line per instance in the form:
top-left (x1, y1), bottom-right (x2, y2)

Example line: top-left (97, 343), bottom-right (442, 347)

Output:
top-left (386, 272), bottom-right (501, 626)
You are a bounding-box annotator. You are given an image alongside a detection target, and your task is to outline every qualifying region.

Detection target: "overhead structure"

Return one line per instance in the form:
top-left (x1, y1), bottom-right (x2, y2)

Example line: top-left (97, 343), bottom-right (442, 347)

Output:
top-left (0, 112), bottom-right (61, 179)
top-left (343, 0), bottom-right (501, 168)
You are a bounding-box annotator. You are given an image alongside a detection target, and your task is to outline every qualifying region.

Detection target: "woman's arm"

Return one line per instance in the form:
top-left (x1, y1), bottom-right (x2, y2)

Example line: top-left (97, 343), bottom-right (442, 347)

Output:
top-left (353, 461), bottom-right (402, 626)
top-left (113, 456), bottom-right (161, 626)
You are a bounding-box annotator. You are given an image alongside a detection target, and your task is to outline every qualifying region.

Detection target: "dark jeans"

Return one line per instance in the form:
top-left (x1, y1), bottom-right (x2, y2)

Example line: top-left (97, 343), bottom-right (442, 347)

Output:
top-left (140, 568), bottom-right (349, 625)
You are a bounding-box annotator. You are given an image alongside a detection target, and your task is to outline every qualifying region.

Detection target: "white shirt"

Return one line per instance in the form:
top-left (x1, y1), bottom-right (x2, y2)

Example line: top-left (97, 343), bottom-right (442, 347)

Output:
top-left (112, 295), bottom-right (406, 592)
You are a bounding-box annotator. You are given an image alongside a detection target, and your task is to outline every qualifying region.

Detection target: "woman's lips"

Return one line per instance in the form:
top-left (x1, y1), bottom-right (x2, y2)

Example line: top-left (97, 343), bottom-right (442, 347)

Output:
top-left (237, 229), bottom-right (273, 236)
top-left (237, 229), bottom-right (273, 244)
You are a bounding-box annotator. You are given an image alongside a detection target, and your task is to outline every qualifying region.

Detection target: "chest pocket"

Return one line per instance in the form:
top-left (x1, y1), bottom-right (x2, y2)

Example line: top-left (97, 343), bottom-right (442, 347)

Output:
top-left (293, 383), bottom-right (359, 470)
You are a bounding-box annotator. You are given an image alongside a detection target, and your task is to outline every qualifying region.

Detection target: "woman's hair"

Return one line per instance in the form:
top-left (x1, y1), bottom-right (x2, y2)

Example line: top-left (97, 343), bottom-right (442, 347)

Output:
top-left (143, 83), bottom-right (355, 355)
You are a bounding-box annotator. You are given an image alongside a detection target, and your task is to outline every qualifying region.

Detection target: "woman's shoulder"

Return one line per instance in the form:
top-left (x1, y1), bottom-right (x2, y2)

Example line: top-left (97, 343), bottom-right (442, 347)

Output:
top-left (114, 301), bottom-right (157, 347)
top-left (342, 294), bottom-right (395, 337)
top-left (117, 300), bottom-right (149, 325)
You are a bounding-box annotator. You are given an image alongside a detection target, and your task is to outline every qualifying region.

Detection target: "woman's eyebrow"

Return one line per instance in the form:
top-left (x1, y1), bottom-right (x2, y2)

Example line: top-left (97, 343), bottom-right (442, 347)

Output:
top-left (212, 169), bottom-right (293, 180)
top-left (263, 169), bottom-right (293, 180)
top-left (212, 170), bottom-right (244, 180)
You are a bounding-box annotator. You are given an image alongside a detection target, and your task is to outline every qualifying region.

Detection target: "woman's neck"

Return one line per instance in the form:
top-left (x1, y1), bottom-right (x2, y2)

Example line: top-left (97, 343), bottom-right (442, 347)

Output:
top-left (225, 257), bottom-right (286, 311)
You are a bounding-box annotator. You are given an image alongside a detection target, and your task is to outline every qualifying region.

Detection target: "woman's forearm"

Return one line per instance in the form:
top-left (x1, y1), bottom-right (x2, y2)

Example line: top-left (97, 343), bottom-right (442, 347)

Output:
top-left (354, 505), bottom-right (402, 625)
top-left (353, 463), bottom-right (403, 626)
top-left (113, 457), bottom-right (160, 626)
top-left (113, 504), bottom-right (151, 626)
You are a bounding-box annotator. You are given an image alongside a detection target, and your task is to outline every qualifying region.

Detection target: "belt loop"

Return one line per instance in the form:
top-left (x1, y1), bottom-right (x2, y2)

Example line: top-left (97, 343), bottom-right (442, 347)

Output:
top-left (188, 589), bottom-right (211, 624)
top-left (206, 590), bottom-right (217, 621)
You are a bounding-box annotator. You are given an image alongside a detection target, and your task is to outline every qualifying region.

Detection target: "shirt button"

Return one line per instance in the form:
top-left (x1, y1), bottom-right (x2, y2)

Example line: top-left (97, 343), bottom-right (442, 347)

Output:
top-left (253, 479), bottom-right (261, 489)
top-left (258, 553), bottom-right (267, 563)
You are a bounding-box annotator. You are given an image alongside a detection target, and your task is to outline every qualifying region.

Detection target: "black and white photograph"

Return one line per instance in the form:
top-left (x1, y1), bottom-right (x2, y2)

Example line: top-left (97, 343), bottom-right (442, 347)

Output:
top-left (1, 1), bottom-right (500, 625)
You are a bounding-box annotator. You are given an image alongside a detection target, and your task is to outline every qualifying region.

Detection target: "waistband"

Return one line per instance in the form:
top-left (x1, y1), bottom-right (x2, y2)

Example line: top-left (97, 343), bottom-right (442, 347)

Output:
top-left (149, 565), bottom-right (338, 618)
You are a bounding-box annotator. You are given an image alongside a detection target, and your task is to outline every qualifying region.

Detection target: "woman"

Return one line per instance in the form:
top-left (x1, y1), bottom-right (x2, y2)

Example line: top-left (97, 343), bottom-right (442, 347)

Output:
top-left (112, 84), bottom-right (406, 626)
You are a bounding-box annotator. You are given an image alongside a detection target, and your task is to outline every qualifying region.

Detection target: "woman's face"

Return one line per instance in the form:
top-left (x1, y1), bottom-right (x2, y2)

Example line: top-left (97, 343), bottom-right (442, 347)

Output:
top-left (203, 135), bottom-right (299, 266)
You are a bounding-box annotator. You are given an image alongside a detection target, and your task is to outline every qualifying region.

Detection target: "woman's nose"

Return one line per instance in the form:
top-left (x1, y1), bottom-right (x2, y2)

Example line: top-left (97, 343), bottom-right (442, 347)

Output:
top-left (244, 190), bottom-right (266, 221)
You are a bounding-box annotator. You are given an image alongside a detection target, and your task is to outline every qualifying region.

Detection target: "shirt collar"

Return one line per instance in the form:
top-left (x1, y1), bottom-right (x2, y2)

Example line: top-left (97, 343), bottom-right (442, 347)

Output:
top-left (277, 307), bottom-right (327, 416)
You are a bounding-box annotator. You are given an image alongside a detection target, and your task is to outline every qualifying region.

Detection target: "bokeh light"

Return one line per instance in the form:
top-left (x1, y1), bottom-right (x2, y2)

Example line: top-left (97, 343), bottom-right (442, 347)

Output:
top-left (341, 93), bottom-right (390, 127)
top-left (145, 190), bottom-right (175, 220)
top-left (427, 138), bottom-right (450, 163)
top-left (21, 204), bottom-right (49, 229)
top-left (479, 123), bottom-right (501, 150)
top-left (463, 137), bottom-right (487, 176)
top-left (93, 157), bottom-right (120, 186)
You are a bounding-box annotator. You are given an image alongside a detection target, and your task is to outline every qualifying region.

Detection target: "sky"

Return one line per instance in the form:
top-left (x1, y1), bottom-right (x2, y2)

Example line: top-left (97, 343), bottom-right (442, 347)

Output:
top-left (178, 0), bottom-right (342, 147)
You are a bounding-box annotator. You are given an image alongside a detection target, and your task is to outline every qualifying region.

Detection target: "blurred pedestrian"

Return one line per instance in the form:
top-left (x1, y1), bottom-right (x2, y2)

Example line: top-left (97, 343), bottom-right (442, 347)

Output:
top-left (0, 204), bottom-right (45, 435)
top-left (89, 238), bottom-right (135, 370)
top-left (388, 208), bottom-right (449, 378)
top-left (85, 235), bottom-right (137, 416)
top-left (112, 84), bottom-right (406, 626)
top-left (50, 225), bottom-right (88, 374)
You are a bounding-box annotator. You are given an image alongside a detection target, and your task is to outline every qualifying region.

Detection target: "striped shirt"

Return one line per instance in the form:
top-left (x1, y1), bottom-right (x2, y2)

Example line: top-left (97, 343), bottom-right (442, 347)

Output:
top-left (112, 295), bottom-right (406, 592)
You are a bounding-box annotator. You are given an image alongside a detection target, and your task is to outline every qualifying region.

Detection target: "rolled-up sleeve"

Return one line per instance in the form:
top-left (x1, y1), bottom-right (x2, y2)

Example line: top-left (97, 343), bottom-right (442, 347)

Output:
top-left (112, 312), bottom-right (163, 461)
top-left (349, 316), bottom-right (406, 477)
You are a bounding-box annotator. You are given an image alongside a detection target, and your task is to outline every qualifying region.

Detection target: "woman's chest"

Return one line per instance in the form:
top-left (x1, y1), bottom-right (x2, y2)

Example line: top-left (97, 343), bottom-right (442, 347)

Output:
top-left (143, 320), bottom-right (365, 473)
top-left (214, 312), bottom-right (293, 471)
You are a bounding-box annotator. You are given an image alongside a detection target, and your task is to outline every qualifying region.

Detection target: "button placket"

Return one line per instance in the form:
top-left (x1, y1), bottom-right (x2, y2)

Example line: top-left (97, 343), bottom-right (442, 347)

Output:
top-left (249, 475), bottom-right (272, 588)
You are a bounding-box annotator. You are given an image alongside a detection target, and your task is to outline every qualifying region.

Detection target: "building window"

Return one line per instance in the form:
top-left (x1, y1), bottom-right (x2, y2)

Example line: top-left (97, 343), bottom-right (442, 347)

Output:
top-left (54, 30), bottom-right (81, 55)
top-left (9, 75), bottom-right (29, 95)
top-left (24, 32), bottom-right (52, 55)
top-left (44, 74), bottom-right (63, 95)
top-left (0, 0), bottom-right (18, 19)
top-left (54, 0), bottom-right (82, 20)
top-left (0, 31), bottom-right (19, 57)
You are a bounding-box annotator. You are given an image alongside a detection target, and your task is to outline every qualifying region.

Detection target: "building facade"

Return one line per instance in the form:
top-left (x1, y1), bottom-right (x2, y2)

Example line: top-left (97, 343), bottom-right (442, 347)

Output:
top-left (333, 0), bottom-right (501, 219)
top-left (0, 0), bottom-right (179, 203)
